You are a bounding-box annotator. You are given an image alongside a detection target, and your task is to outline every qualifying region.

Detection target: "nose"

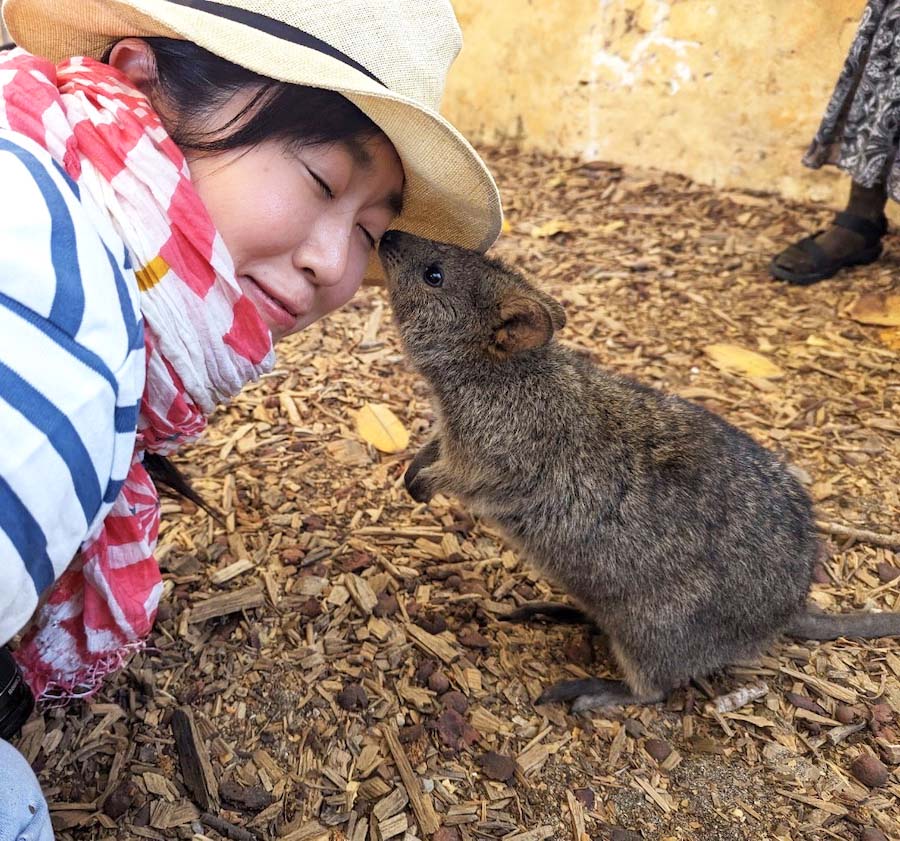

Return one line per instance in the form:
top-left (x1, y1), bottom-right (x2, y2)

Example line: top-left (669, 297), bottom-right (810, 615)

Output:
top-left (294, 220), bottom-right (351, 288)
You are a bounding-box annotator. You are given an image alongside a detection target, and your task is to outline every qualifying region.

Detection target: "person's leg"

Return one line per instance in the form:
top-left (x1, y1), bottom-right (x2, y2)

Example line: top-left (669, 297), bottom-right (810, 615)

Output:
top-left (769, 179), bottom-right (888, 284)
top-left (0, 739), bottom-right (54, 841)
top-left (806, 179), bottom-right (887, 256)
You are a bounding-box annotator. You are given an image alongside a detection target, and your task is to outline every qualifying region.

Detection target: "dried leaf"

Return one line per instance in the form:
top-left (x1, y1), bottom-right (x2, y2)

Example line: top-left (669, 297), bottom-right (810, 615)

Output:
top-left (327, 438), bottom-right (372, 465)
top-left (355, 403), bottom-right (410, 453)
top-left (703, 343), bottom-right (784, 379)
top-left (478, 750), bottom-right (516, 781)
top-left (530, 219), bottom-right (573, 238)
top-left (810, 480), bottom-right (835, 502)
top-left (878, 327), bottom-right (900, 351)
top-left (677, 386), bottom-right (734, 403)
top-left (849, 292), bottom-right (900, 326)
top-left (869, 418), bottom-right (900, 435)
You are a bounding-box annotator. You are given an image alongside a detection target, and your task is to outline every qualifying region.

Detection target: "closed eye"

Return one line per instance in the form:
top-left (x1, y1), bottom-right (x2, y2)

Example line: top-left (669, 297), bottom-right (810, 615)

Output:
top-left (359, 225), bottom-right (376, 248)
top-left (307, 167), bottom-right (334, 199)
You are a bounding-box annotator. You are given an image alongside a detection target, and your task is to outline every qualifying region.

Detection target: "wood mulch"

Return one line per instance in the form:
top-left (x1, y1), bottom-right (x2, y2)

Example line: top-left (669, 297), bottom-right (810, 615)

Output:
top-left (12, 146), bottom-right (900, 841)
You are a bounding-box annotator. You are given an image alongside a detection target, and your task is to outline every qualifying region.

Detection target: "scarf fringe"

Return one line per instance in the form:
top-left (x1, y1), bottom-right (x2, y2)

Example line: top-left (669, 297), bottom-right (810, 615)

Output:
top-left (31, 640), bottom-right (150, 707)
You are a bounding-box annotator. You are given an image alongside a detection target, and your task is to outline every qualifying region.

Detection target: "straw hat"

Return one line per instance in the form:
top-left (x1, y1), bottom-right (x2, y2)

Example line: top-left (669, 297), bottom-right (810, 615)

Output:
top-left (2, 0), bottom-right (503, 272)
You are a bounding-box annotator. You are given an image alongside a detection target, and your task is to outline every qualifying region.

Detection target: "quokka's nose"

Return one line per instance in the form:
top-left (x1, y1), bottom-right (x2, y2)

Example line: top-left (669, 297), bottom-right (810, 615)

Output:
top-left (379, 229), bottom-right (399, 250)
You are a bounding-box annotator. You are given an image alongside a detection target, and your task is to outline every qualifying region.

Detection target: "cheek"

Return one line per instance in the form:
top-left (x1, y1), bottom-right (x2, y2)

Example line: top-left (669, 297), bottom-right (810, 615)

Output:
top-left (230, 192), bottom-right (308, 263)
top-left (190, 152), bottom-right (308, 264)
top-left (329, 243), bottom-right (372, 303)
top-left (318, 271), bottom-right (365, 315)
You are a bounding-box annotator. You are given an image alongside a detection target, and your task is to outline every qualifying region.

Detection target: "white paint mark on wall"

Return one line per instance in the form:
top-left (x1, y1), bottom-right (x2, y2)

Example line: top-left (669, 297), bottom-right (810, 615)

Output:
top-left (583, 0), bottom-right (704, 158)
top-left (670, 59), bottom-right (694, 94)
top-left (592, 0), bottom-right (699, 91)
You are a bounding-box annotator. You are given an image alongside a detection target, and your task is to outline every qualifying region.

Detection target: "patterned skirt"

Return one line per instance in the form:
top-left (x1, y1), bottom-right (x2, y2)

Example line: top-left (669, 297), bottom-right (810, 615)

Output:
top-left (804, 0), bottom-right (900, 200)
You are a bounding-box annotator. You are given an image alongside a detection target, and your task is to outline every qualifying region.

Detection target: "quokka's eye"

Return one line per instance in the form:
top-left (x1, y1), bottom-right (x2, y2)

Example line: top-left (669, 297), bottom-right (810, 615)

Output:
top-left (423, 264), bottom-right (444, 287)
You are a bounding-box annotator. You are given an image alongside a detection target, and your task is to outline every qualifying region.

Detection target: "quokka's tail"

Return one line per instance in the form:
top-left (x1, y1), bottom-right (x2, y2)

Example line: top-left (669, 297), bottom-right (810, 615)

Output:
top-left (786, 610), bottom-right (900, 641)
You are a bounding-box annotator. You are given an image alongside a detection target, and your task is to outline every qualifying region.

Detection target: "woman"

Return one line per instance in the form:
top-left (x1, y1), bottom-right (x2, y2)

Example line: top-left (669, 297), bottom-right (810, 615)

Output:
top-left (770, 0), bottom-right (898, 284)
top-left (0, 1), bottom-right (502, 835)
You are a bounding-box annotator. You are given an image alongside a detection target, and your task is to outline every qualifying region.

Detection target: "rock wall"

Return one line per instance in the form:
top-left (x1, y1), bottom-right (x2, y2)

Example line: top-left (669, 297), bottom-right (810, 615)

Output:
top-left (444, 0), bottom-right (870, 209)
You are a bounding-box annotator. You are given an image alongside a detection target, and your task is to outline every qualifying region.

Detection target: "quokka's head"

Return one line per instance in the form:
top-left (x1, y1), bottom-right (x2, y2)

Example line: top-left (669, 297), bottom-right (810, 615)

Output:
top-left (378, 230), bottom-right (566, 365)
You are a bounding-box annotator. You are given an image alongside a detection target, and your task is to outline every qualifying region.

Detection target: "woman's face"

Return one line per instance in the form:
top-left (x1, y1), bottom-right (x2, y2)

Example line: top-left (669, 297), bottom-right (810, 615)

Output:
top-left (110, 38), bottom-right (404, 343)
top-left (187, 133), bottom-right (404, 342)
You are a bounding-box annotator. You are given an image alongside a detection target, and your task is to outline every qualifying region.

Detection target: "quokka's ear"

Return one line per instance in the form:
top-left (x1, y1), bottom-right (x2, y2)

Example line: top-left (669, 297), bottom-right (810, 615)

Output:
top-left (540, 292), bottom-right (567, 332)
top-left (493, 293), bottom-right (562, 355)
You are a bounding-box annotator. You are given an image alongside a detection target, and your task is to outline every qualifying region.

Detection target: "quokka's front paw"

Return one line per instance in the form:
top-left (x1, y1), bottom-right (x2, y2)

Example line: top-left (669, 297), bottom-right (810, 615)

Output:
top-left (404, 438), bottom-right (441, 502)
top-left (405, 465), bottom-right (436, 502)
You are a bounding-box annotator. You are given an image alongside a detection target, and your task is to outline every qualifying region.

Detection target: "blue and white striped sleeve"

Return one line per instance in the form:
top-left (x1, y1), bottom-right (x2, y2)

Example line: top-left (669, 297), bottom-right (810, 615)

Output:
top-left (0, 130), bottom-right (145, 646)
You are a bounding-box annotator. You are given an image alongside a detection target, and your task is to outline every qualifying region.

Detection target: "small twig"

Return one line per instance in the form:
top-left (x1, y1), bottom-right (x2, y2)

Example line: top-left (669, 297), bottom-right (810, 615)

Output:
top-left (816, 520), bottom-right (900, 549)
top-left (201, 812), bottom-right (258, 841)
top-left (826, 721), bottom-right (867, 746)
top-left (172, 707), bottom-right (220, 812)
top-left (566, 790), bottom-right (587, 841)
top-left (706, 681), bottom-right (769, 715)
top-left (383, 726), bottom-right (440, 835)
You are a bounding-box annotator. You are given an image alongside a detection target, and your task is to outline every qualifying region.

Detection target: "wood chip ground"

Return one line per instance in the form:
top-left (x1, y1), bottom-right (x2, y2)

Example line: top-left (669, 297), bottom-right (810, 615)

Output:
top-left (13, 147), bottom-right (900, 841)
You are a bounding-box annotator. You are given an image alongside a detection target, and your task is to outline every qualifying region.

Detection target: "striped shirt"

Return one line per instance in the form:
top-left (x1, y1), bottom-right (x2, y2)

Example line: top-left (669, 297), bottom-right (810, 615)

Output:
top-left (0, 129), bottom-right (145, 646)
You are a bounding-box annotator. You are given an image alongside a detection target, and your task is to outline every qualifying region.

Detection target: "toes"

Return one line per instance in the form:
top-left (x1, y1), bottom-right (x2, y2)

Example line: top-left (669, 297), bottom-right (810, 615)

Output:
top-left (500, 603), bottom-right (555, 623)
top-left (405, 474), bottom-right (434, 503)
top-left (501, 603), bottom-right (592, 625)
top-left (571, 686), bottom-right (665, 711)
top-left (536, 678), bottom-right (620, 705)
top-left (538, 678), bottom-right (663, 710)
top-left (571, 694), bottom-right (618, 713)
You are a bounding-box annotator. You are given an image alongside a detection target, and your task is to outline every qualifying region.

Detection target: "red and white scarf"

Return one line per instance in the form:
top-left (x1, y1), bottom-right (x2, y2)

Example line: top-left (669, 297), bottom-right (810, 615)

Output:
top-left (1, 50), bottom-right (274, 700)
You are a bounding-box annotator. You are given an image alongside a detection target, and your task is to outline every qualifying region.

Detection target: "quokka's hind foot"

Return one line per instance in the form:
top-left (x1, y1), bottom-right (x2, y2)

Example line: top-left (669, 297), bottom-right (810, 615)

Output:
top-left (500, 601), bottom-right (594, 625)
top-left (536, 677), bottom-right (665, 712)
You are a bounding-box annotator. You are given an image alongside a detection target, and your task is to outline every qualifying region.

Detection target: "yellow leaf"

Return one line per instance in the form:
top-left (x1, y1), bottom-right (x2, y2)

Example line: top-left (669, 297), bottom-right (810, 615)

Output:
top-left (848, 292), bottom-right (900, 326)
top-left (530, 219), bottom-right (573, 238)
top-left (355, 403), bottom-right (410, 453)
top-left (703, 344), bottom-right (784, 379)
top-left (501, 217), bottom-right (513, 234)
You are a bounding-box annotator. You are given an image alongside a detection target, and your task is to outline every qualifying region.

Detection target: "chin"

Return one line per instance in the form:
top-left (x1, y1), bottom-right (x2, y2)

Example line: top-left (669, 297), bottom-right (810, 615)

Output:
top-left (273, 317), bottom-right (313, 343)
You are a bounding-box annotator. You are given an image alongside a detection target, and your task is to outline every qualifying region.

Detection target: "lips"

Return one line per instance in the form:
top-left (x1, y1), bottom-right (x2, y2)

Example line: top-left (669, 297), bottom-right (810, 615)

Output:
top-left (236, 275), bottom-right (299, 334)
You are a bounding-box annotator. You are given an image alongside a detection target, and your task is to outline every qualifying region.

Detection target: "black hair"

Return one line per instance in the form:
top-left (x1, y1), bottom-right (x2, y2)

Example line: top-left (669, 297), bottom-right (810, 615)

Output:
top-left (142, 452), bottom-right (225, 526)
top-left (104, 37), bottom-right (384, 152)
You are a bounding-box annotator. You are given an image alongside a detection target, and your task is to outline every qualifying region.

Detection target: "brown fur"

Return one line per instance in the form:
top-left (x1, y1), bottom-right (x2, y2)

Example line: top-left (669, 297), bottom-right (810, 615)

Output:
top-left (378, 230), bottom-right (900, 710)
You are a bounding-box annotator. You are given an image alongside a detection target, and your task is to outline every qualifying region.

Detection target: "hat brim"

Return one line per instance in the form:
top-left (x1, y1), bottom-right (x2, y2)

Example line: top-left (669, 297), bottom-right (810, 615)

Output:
top-left (3, 0), bottom-right (503, 281)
